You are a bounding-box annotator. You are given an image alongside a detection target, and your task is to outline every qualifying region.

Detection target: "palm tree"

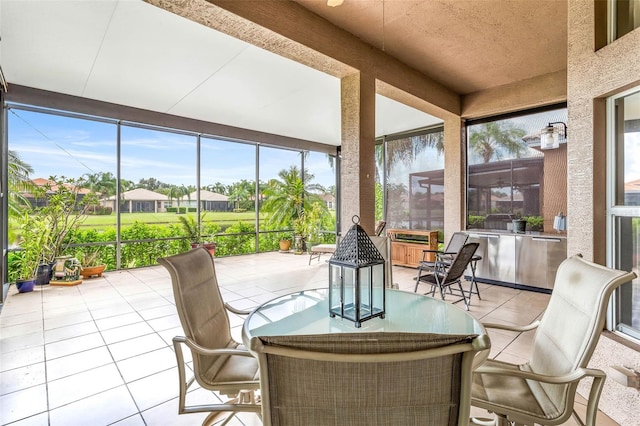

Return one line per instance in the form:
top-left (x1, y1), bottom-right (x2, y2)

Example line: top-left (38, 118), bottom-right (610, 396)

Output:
top-left (375, 130), bottom-right (444, 181)
top-left (204, 182), bottom-right (229, 195)
top-left (83, 171), bottom-right (117, 201)
top-left (228, 180), bottom-right (255, 211)
top-left (468, 122), bottom-right (527, 164)
top-left (261, 166), bottom-right (325, 230)
top-left (7, 150), bottom-right (35, 216)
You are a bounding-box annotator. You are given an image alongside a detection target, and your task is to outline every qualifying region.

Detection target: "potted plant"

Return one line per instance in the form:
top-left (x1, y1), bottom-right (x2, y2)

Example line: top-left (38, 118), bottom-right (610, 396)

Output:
top-left (279, 237), bottom-right (292, 252)
top-left (13, 211), bottom-right (50, 293)
top-left (178, 214), bottom-right (216, 255)
top-left (34, 176), bottom-right (98, 263)
top-left (78, 248), bottom-right (107, 279)
top-left (292, 214), bottom-right (307, 254)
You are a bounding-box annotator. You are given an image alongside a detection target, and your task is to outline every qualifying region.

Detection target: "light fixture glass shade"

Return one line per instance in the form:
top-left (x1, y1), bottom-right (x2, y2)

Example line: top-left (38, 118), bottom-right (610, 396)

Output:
top-left (327, 0), bottom-right (344, 6)
top-left (540, 126), bottom-right (560, 150)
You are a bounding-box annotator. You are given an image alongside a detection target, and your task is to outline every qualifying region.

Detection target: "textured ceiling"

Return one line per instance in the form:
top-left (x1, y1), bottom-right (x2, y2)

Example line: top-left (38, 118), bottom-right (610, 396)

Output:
top-left (0, 0), bottom-right (568, 146)
top-left (292, 0), bottom-right (567, 95)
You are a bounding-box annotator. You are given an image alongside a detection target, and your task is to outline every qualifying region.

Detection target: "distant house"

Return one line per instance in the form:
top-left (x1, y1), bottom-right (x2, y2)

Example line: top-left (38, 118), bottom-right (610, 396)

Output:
top-left (24, 178), bottom-right (91, 208)
top-left (625, 179), bottom-right (640, 205)
top-left (320, 193), bottom-right (336, 210)
top-left (181, 190), bottom-right (231, 212)
top-left (104, 188), bottom-right (168, 213)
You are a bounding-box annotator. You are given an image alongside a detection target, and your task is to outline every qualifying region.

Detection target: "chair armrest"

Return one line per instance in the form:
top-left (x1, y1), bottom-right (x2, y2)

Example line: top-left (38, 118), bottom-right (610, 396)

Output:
top-left (482, 320), bottom-right (540, 333)
top-left (224, 302), bottom-right (252, 315)
top-left (475, 364), bottom-right (606, 385)
top-left (173, 336), bottom-right (255, 357)
top-left (421, 249), bottom-right (443, 254)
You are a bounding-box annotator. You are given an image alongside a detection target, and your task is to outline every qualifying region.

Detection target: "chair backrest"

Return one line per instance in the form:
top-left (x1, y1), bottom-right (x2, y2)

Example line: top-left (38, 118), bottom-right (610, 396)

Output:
top-left (374, 220), bottom-right (387, 236)
top-left (158, 248), bottom-right (233, 379)
top-left (528, 255), bottom-right (636, 410)
top-left (442, 242), bottom-right (479, 284)
top-left (444, 232), bottom-right (469, 254)
top-left (368, 235), bottom-right (394, 288)
top-left (251, 332), bottom-right (490, 426)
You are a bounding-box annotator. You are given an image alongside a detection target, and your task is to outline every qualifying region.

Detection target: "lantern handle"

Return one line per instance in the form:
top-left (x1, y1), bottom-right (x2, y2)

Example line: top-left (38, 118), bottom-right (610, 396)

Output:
top-left (352, 215), bottom-right (360, 225)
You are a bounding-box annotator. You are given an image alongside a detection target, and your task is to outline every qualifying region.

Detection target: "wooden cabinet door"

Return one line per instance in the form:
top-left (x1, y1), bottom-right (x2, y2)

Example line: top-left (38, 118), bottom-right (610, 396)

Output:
top-left (391, 244), bottom-right (406, 266)
top-left (405, 245), bottom-right (426, 268)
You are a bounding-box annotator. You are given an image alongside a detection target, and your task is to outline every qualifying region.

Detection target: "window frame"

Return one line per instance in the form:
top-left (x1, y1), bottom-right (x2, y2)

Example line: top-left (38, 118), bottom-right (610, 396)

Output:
top-left (606, 86), bottom-right (640, 343)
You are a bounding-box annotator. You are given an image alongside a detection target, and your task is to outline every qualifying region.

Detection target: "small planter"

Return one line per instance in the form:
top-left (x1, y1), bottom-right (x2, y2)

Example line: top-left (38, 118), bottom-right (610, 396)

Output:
top-left (279, 239), bottom-right (291, 252)
top-left (35, 262), bottom-right (53, 285)
top-left (512, 219), bottom-right (527, 234)
top-left (191, 243), bottom-right (216, 256)
top-left (202, 243), bottom-right (216, 256)
top-left (16, 279), bottom-right (36, 293)
top-left (80, 264), bottom-right (106, 279)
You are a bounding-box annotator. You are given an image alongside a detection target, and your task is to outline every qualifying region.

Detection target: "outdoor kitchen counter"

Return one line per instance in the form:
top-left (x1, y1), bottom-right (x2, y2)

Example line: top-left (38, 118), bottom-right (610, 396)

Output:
top-left (465, 231), bottom-right (567, 292)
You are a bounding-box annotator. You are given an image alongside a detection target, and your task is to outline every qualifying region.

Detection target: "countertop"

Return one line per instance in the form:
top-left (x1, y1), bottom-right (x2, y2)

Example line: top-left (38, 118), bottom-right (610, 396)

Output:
top-left (466, 229), bottom-right (567, 239)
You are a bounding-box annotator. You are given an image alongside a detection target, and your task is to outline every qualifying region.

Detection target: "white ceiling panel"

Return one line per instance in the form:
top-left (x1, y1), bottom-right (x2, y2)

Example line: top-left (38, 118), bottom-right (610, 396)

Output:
top-left (84, 0), bottom-right (249, 112)
top-left (2, 0), bottom-right (117, 95)
top-left (376, 95), bottom-right (442, 136)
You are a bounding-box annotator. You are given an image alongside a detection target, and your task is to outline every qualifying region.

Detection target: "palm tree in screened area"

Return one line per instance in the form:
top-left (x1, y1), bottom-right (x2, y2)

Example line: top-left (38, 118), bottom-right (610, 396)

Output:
top-left (7, 150), bottom-right (35, 216)
top-left (7, 150), bottom-right (36, 243)
top-left (261, 165), bottom-right (325, 230)
top-left (468, 121), bottom-right (527, 164)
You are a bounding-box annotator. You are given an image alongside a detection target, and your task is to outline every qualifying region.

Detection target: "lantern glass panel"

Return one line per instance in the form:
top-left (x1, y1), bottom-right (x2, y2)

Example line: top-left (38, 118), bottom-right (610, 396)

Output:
top-left (329, 264), bottom-right (342, 316)
top-left (372, 263), bottom-right (384, 314)
top-left (359, 266), bottom-right (371, 317)
top-left (343, 266), bottom-right (356, 321)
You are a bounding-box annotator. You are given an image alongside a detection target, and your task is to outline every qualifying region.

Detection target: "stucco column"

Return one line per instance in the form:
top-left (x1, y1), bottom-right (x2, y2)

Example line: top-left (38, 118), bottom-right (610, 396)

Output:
top-left (340, 72), bottom-right (376, 235)
top-left (443, 116), bottom-right (465, 242)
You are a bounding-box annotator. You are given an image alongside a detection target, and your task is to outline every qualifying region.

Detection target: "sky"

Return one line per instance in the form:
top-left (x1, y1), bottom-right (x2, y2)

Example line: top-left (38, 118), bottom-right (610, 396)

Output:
top-left (8, 106), bottom-right (640, 192)
top-left (8, 107), bottom-right (336, 189)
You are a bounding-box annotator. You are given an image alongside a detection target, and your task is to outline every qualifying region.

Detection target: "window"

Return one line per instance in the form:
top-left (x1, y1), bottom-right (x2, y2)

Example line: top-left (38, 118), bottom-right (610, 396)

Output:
top-left (466, 106), bottom-right (567, 232)
top-left (609, 87), bottom-right (640, 341)
top-left (612, 0), bottom-right (640, 41)
top-left (4, 102), bottom-right (331, 277)
top-left (381, 127), bottom-right (445, 231)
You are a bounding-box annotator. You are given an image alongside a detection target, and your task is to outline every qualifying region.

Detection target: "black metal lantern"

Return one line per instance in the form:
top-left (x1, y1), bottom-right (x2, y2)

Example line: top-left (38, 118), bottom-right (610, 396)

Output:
top-left (329, 216), bottom-right (386, 327)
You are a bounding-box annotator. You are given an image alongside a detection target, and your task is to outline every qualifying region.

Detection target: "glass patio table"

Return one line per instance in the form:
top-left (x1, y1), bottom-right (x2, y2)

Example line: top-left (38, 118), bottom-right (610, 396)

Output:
top-left (242, 288), bottom-right (487, 347)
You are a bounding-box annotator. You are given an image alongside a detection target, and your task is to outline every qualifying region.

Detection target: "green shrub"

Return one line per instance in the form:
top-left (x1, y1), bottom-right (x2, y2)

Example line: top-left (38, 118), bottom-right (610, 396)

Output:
top-left (525, 216), bottom-right (544, 231)
top-left (468, 215), bottom-right (485, 228)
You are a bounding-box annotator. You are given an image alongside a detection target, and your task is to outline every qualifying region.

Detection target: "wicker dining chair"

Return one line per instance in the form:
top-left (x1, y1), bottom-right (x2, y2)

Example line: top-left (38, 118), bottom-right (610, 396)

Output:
top-left (158, 248), bottom-right (261, 425)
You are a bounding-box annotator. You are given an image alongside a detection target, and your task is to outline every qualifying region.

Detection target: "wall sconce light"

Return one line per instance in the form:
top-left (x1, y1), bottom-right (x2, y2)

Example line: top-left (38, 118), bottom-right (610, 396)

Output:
top-left (327, 0), bottom-right (344, 6)
top-left (540, 121), bottom-right (567, 150)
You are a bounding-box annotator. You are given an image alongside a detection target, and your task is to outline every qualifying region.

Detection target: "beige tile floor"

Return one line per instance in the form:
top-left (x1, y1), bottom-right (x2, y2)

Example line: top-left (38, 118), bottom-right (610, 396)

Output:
top-left (0, 252), bottom-right (619, 425)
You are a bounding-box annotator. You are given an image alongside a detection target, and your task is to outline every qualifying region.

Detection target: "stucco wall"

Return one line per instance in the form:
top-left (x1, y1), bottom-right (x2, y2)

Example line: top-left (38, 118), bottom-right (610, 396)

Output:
top-left (567, 1), bottom-right (640, 422)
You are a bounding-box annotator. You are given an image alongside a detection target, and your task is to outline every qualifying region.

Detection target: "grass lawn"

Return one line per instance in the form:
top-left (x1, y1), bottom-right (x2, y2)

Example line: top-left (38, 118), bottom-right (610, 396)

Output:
top-left (80, 211), bottom-right (261, 227)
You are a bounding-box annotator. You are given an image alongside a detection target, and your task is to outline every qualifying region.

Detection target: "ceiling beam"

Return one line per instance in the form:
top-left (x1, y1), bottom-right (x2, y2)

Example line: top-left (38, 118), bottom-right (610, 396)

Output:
top-left (5, 85), bottom-right (336, 155)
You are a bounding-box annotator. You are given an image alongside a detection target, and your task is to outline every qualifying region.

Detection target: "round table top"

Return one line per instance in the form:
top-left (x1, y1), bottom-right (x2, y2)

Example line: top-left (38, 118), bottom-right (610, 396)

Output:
top-left (242, 288), bottom-right (486, 347)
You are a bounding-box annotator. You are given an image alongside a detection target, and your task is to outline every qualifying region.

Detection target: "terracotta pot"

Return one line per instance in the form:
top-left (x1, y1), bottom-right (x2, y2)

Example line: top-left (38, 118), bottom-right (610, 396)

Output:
top-left (80, 264), bottom-right (106, 279)
top-left (201, 243), bottom-right (216, 256)
top-left (279, 239), bottom-right (291, 251)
